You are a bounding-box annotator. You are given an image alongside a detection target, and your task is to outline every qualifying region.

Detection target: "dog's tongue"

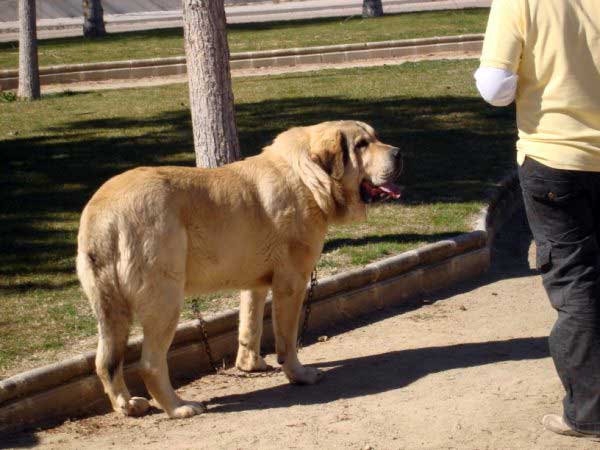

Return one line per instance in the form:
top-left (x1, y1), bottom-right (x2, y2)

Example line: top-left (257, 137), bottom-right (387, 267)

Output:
top-left (361, 180), bottom-right (402, 200)
top-left (378, 182), bottom-right (402, 199)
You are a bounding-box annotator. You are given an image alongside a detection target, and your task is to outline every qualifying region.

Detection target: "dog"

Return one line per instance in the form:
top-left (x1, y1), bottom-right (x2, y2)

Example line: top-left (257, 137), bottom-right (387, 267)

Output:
top-left (77, 121), bottom-right (402, 419)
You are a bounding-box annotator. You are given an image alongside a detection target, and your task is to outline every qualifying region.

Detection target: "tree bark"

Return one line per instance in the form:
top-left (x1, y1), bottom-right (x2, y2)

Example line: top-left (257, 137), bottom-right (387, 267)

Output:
top-left (362, 0), bottom-right (384, 18)
top-left (182, 0), bottom-right (241, 168)
top-left (18, 0), bottom-right (40, 100)
top-left (83, 0), bottom-right (106, 38)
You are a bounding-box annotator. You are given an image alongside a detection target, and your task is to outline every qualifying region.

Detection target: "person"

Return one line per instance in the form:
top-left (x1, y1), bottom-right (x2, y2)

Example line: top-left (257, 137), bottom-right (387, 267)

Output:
top-left (474, 0), bottom-right (600, 438)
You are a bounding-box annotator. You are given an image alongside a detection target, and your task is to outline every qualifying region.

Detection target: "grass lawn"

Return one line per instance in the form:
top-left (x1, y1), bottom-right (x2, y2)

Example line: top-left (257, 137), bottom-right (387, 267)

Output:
top-left (0, 58), bottom-right (516, 377)
top-left (0, 9), bottom-right (489, 69)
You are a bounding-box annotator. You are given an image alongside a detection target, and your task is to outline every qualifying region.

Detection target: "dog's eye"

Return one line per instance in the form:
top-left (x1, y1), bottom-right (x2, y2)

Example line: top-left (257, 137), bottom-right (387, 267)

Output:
top-left (356, 139), bottom-right (369, 149)
top-left (341, 134), bottom-right (349, 166)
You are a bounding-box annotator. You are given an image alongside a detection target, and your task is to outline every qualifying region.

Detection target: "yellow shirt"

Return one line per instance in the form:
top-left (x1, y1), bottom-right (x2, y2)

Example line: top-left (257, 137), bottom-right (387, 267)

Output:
top-left (480, 0), bottom-right (600, 171)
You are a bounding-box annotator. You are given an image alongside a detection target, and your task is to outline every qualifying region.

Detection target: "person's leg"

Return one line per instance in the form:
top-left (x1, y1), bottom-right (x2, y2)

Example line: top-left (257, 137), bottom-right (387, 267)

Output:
top-left (519, 157), bottom-right (600, 435)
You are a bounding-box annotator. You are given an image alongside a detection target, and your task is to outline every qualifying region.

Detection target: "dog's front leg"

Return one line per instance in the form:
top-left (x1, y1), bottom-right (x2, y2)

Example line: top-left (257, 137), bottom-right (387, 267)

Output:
top-left (236, 288), bottom-right (270, 371)
top-left (271, 275), bottom-right (323, 384)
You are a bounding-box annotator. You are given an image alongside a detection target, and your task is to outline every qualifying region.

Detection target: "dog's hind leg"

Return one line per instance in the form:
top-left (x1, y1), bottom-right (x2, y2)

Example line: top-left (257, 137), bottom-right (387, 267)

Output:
top-left (137, 279), bottom-right (206, 419)
top-left (94, 292), bottom-right (150, 417)
top-left (77, 246), bottom-right (150, 417)
top-left (236, 288), bottom-right (270, 372)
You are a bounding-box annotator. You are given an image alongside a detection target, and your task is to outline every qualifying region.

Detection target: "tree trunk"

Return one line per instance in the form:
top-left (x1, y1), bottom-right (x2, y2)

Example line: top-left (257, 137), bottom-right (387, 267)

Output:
top-left (362, 0), bottom-right (384, 18)
top-left (182, 0), bottom-right (241, 168)
top-left (83, 0), bottom-right (106, 38)
top-left (18, 0), bottom-right (40, 100)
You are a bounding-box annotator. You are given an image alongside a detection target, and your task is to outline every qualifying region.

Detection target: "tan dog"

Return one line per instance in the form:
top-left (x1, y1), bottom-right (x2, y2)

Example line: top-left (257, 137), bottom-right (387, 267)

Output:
top-left (77, 121), bottom-right (402, 419)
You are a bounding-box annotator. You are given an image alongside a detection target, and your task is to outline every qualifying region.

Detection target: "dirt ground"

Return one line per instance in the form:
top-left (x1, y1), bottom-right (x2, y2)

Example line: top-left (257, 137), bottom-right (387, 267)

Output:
top-left (4, 210), bottom-right (599, 449)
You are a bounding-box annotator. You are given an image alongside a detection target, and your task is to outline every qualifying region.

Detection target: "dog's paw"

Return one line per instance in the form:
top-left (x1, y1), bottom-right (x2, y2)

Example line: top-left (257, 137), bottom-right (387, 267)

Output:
top-left (169, 401), bottom-right (207, 419)
top-left (236, 347), bottom-right (270, 372)
top-left (286, 366), bottom-right (323, 385)
top-left (117, 396), bottom-right (150, 417)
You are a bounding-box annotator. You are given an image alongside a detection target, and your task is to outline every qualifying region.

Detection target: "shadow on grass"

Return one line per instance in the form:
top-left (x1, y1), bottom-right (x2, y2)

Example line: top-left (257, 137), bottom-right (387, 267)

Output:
top-left (0, 279), bottom-right (80, 293)
top-left (0, 94), bottom-right (516, 292)
top-left (323, 231), bottom-right (461, 253)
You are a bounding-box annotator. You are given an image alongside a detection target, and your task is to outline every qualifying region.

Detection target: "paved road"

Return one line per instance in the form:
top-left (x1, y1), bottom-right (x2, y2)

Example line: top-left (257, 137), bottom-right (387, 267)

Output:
top-left (0, 0), bottom-right (264, 21)
top-left (0, 0), bottom-right (491, 43)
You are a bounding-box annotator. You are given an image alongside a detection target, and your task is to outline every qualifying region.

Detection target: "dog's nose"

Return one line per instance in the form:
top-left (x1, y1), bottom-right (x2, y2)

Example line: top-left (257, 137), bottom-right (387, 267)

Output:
top-left (390, 147), bottom-right (402, 159)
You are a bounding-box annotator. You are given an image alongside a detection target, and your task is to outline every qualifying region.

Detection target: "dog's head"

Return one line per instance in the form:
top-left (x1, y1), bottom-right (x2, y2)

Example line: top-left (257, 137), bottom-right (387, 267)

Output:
top-left (269, 121), bottom-right (402, 223)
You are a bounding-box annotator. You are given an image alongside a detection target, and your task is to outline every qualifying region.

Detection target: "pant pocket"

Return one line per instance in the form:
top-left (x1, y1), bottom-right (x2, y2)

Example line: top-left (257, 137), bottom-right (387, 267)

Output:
top-left (520, 175), bottom-right (592, 244)
top-left (537, 241), bottom-right (567, 309)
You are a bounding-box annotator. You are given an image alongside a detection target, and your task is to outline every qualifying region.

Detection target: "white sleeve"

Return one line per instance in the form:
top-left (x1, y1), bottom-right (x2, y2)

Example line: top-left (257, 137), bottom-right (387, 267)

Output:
top-left (474, 66), bottom-right (518, 107)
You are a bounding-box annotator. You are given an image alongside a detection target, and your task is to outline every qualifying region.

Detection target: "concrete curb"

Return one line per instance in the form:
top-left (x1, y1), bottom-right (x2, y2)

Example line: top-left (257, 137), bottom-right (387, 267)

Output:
top-left (0, 34), bottom-right (483, 90)
top-left (1, 230), bottom-right (489, 434)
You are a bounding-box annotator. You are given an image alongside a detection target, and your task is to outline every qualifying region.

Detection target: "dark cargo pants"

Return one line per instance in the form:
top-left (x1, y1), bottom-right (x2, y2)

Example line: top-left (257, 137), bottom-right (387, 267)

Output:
top-left (519, 157), bottom-right (600, 433)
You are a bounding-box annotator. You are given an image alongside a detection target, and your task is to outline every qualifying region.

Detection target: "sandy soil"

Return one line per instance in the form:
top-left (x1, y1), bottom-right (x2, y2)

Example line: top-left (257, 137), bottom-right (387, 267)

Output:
top-left (4, 210), bottom-right (599, 449)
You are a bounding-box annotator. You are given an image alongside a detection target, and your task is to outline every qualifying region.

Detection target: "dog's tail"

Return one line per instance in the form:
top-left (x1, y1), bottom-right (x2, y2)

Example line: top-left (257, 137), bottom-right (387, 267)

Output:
top-left (77, 222), bottom-right (132, 382)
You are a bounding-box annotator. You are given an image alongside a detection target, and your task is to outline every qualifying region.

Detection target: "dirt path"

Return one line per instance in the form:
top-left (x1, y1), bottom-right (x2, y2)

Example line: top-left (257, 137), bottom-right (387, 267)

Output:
top-left (5, 210), bottom-right (598, 449)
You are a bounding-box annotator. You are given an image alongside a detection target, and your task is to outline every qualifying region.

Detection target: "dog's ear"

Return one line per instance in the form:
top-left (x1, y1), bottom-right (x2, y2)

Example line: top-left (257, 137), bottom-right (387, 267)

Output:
top-left (310, 129), bottom-right (348, 180)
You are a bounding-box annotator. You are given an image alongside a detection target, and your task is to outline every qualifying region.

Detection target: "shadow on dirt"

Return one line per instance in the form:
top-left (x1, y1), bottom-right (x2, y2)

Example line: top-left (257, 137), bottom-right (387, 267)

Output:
top-left (209, 208), bottom-right (543, 413)
top-left (314, 207), bottom-right (535, 346)
top-left (323, 231), bottom-right (462, 253)
top-left (209, 335), bottom-right (547, 413)
top-left (0, 433), bottom-right (38, 449)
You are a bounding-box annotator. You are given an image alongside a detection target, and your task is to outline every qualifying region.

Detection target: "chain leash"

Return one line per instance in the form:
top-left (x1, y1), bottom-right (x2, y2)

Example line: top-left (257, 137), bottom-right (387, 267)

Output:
top-left (192, 301), bottom-right (281, 378)
top-left (298, 268), bottom-right (318, 348)
top-left (192, 267), bottom-right (318, 374)
top-left (191, 299), bottom-right (219, 373)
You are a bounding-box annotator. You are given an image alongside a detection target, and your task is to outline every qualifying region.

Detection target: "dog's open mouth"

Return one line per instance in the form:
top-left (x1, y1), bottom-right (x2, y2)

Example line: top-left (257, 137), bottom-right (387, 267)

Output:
top-left (360, 179), bottom-right (402, 203)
